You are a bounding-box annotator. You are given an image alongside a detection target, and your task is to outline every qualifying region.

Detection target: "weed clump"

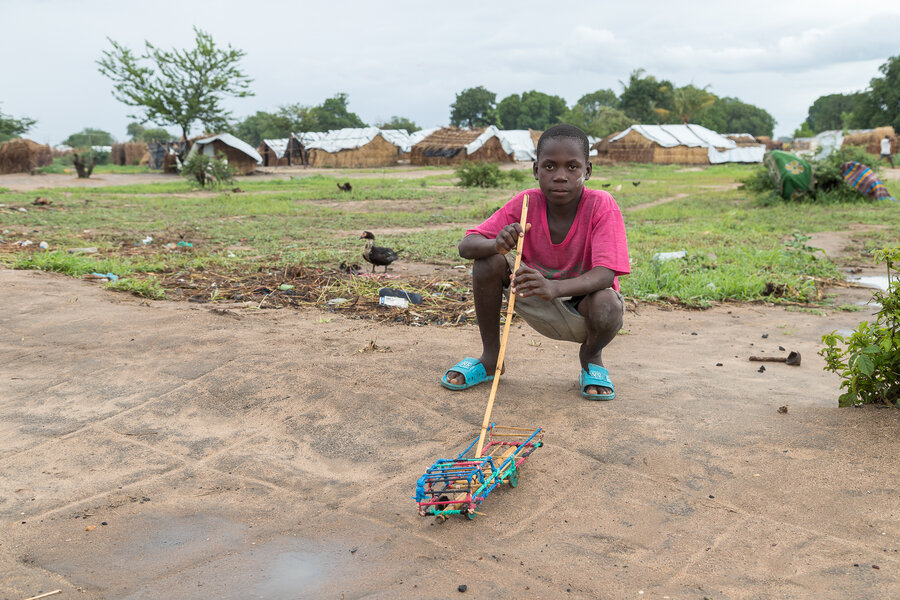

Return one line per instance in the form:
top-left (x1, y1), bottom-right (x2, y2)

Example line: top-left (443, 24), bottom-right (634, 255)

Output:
top-left (456, 162), bottom-right (530, 188)
top-left (821, 246), bottom-right (900, 407)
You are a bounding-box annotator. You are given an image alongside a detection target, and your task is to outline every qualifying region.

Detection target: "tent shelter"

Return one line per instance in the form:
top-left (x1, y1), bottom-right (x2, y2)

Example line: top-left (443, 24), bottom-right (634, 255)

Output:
top-left (498, 129), bottom-right (541, 161)
top-left (258, 138), bottom-right (289, 167)
top-left (306, 128), bottom-right (410, 168)
top-left (593, 124), bottom-right (765, 164)
top-left (187, 133), bottom-right (262, 175)
top-left (410, 126), bottom-right (514, 166)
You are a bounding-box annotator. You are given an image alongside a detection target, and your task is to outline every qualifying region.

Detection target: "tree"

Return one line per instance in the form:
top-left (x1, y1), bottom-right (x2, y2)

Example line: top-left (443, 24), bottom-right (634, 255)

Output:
top-left (618, 69), bottom-right (675, 123)
top-left (450, 86), bottom-right (498, 128)
top-left (232, 104), bottom-right (314, 146)
top-left (563, 104), bottom-right (631, 138)
top-left (497, 94), bottom-right (522, 129)
top-left (126, 122), bottom-right (172, 142)
top-left (804, 93), bottom-right (864, 133)
top-left (793, 121), bottom-right (815, 138)
top-left (376, 116), bottom-right (420, 132)
top-left (848, 55), bottom-right (900, 131)
top-left (695, 97), bottom-right (776, 137)
top-left (0, 105), bottom-right (36, 143)
top-left (656, 84), bottom-right (716, 124)
top-left (97, 27), bottom-right (253, 141)
top-left (307, 93), bottom-right (366, 131)
top-left (64, 128), bottom-right (115, 148)
top-left (574, 89), bottom-right (618, 112)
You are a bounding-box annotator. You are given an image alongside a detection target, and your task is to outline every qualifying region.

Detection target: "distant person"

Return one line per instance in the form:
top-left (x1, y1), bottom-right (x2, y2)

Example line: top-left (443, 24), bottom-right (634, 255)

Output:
top-left (880, 135), bottom-right (895, 168)
top-left (441, 125), bottom-right (629, 401)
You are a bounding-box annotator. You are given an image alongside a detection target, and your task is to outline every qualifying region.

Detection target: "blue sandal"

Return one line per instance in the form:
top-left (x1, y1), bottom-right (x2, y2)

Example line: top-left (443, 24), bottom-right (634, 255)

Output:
top-left (580, 363), bottom-right (615, 400)
top-left (441, 358), bottom-right (494, 391)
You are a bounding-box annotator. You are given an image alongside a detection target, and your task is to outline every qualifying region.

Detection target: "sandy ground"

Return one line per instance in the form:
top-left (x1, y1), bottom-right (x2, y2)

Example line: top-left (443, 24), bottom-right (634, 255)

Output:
top-left (1, 268), bottom-right (898, 599)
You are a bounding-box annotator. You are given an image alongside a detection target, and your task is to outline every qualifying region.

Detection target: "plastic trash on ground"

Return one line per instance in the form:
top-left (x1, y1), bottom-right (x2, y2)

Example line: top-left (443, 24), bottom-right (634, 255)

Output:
top-left (379, 287), bottom-right (423, 304)
top-left (379, 296), bottom-right (409, 308)
top-left (652, 250), bottom-right (687, 262)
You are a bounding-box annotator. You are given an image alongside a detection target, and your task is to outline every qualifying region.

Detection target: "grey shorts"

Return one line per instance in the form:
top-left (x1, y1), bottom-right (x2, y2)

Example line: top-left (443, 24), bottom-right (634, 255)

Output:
top-left (503, 253), bottom-right (624, 343)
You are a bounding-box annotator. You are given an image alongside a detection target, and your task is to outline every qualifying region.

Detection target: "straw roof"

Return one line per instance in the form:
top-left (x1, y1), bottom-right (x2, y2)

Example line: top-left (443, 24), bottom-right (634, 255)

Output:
top-left (414, 126), bottom-right (512, 156)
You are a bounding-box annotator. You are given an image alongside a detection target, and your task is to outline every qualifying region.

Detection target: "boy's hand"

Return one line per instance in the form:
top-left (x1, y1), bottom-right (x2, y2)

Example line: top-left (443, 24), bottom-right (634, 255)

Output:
top-left (494, 223), bottom-right (532, 255)
top-left (511, 265), bottom-right (556, 301)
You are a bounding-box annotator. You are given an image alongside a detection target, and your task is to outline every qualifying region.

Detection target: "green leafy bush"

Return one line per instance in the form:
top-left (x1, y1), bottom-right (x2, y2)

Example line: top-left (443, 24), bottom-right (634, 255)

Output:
top-left (456, 161), bottom-right (502, 188)
top-left (456, 162), bottom-right (532, 188)
top-left (820, 246), bottom-right (900, 407)
top-left (181, 152), bottom-right (235, 188)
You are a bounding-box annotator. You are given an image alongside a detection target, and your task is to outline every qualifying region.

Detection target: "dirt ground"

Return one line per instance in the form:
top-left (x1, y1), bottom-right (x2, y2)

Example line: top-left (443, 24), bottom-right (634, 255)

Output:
top-left (2, 268), bottom-right (898, 599)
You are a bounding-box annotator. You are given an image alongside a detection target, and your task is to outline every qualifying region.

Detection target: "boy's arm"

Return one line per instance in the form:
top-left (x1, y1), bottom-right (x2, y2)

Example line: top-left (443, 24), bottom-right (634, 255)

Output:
top-left (458, 224), bottom-right (531, 259)
top-left (512, 265), bottom-right (614, 301)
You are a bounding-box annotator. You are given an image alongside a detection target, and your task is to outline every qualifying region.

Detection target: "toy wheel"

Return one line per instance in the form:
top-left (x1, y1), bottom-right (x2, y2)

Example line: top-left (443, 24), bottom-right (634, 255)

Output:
top-left (508, 469), bottom-right (519, 488)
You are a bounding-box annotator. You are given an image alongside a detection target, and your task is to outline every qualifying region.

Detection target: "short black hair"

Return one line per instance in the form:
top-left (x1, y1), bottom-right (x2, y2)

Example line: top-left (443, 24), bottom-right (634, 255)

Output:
top-left (537, 124), bottom-right (590, 162)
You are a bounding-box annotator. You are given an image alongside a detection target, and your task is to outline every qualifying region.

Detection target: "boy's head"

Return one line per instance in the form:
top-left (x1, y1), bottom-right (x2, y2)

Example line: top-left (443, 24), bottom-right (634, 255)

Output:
top-left (536, 124), bottom-right (590, 162)
top-left (533, 124), bottom-right (592, 206)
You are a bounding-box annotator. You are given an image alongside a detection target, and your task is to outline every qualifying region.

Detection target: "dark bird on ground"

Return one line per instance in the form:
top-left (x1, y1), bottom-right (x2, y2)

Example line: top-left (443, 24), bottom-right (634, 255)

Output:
top-left (601, 183), bottom-right (611, 188)
top-left (337, 182), bottom-right (353, 192)
top-left (360, 231), bottom-right (399, 273)
top-left (632, 181), bottom-right (641, 187)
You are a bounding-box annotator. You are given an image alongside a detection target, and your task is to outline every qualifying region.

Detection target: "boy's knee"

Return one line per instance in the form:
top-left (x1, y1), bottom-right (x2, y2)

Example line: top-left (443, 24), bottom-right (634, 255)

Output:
top-left (473, 254), bottom-right (509, 281)
top-left (583, 289), bottom-right (623, 329)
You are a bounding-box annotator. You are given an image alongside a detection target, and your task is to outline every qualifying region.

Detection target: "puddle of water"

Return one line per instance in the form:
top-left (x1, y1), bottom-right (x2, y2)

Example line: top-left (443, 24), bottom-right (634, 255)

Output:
top-left (848, 274), bottom-right (896, 291)
top-left (254, 551), bottom-right (328, 597)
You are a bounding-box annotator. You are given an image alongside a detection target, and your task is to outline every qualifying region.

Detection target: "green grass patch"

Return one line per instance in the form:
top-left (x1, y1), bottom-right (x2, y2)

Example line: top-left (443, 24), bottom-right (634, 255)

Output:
top-left (105, 276), bottom-right (166, 299)
top-left (4, 164), bottom-right (898, 308)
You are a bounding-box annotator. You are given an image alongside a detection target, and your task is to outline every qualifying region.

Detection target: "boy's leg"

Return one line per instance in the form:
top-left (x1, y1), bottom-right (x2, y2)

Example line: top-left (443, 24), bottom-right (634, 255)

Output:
top-left (444, 254), bottom-right (508, 386)
top-left (577, 288), bottom-right (624, 395)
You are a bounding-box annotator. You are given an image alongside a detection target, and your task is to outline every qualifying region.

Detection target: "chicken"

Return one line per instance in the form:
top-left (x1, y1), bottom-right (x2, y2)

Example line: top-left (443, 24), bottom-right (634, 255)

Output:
top-left (337, 182), bottom-right (353, 192)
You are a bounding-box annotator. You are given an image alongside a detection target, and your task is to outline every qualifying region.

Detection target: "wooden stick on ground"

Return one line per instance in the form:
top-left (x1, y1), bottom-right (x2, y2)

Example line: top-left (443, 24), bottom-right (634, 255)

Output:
top-left (475, 194), bottom-right (529, 458)
top-left (22, 590), bottom-right (62, 600)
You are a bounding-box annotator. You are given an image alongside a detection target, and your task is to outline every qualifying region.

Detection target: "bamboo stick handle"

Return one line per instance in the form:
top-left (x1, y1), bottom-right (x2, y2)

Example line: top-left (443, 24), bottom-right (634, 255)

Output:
top-left (475, 194), bottom-right (529, 458)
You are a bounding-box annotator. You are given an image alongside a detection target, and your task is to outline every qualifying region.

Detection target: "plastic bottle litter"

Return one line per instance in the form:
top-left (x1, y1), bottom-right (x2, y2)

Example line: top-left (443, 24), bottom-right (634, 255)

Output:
top-left (141, 236), bottom-right (153, 245)
top-left (379, 287), bottom-right (423, 305)
top-left (278, 284), bottom-right (294, 291)
top-left (652, 250), bottom-right (687, 262)
top-left (17, 240), bottom-right (32, 247)
top-left (379, 296), bottom-right (409, 309)
top-left (90, 272), bottom-right (119, 282)
top-left (39, 241), bottom-right (49, 250)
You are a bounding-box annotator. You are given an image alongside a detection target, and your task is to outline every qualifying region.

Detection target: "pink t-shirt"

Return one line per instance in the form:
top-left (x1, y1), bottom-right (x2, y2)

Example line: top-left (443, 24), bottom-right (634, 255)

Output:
top-left (465, 188), bottom-right (630, 291)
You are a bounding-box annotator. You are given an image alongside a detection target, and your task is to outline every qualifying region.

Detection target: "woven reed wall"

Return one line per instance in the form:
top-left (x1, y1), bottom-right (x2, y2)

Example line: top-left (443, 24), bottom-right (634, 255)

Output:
top-left (308, 135), bottom-right (400, 168)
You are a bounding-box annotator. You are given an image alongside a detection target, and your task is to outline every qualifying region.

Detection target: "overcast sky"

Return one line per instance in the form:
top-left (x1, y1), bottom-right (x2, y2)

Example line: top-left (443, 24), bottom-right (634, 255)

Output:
top-left (2, 0), bottom-right (899, 143)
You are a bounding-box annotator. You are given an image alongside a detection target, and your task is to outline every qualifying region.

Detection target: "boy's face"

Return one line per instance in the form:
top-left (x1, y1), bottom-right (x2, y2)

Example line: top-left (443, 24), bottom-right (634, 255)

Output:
top-left (533, 137), bottom-right (592, 207)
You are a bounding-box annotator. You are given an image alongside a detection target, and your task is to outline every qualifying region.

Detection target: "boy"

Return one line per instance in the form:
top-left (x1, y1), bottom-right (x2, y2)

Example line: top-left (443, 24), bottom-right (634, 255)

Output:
top-left (880, 135), bottom-right (895, 168)
top-left (442, 124), bottom-right (630, 400)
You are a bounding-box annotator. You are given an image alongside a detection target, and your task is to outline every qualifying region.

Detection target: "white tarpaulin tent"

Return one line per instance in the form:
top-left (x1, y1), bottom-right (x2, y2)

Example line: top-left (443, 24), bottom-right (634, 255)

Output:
top-left (307, 127), bottom-right (411, 154)
top-left (466, 125), bottom-right (512, 156)
top-left (610, 124), bottom-right (764, 163)
top-left (498, 130), bottom-right (537, 161)
top-left (188, 133), bottom-right (262, 164)
top-left (261, 138), bottom-right (288, 159)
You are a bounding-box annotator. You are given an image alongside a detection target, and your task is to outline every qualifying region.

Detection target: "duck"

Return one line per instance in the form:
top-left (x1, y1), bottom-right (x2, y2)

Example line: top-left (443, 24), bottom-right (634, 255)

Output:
top-left (360, 231), bottom-right (399, 273)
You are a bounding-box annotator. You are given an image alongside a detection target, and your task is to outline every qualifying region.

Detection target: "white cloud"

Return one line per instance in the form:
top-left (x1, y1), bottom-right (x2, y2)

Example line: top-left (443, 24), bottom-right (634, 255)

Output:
top-left (2, 0), bottom-right (899, 141)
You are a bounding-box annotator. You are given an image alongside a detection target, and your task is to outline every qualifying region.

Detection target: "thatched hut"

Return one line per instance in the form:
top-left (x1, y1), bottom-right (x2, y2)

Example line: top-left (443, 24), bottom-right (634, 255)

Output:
top-left (841, 126), bottom-right (895, 155)
top-left (0, 138), bottom-right (53, 174)
top-left (187, 133), bottom-right (262, 175)
top-left (111, 142), bottom-right (149, 166)
top-left (306, 128), bottom-right (410, 168)
top-left (592, 124), bottom-right (763, 164)
top-left (755, 136), bottom-right (783, 151)
top-left (410, 126), bottom-right (514, 166)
